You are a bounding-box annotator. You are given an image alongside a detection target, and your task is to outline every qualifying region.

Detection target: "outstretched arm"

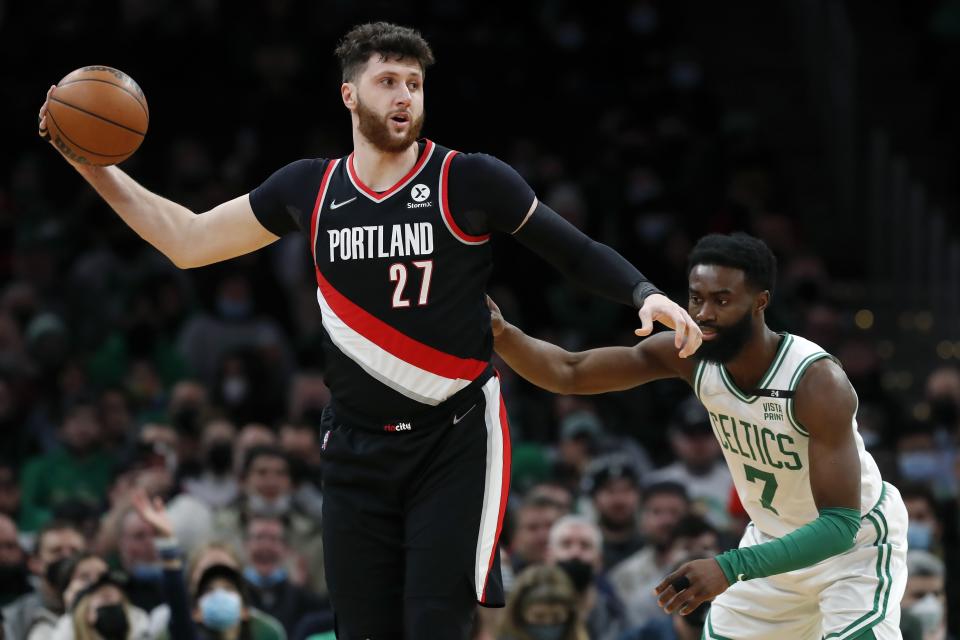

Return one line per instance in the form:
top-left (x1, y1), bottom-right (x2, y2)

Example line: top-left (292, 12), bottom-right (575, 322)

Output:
top-left (655, 358), bottom-right (862, 616)
top-left (38, 85), bottom-right (279, 269)
top-left (489, 297), bottom-right (692, 394)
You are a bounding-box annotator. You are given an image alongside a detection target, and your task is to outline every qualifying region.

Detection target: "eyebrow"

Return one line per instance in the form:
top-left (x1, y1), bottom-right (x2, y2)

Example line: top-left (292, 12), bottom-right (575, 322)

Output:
top-left (689, 287), bottom-right (734, 295)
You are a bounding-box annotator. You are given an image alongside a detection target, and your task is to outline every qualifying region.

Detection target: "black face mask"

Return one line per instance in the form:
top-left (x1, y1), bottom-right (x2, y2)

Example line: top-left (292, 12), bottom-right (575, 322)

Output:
top-left (44, 556), bottom-right (71, 590)
top-left (206, 441), bottom-right (234, 475)
top-left (556, 558), bottom-right (594, 593)
top-left (94, 603), bottom-right (129, 640)
top-left (172, 405), bottom-right (202, 436)
top-left (0, 562), bottom-right (28, 591)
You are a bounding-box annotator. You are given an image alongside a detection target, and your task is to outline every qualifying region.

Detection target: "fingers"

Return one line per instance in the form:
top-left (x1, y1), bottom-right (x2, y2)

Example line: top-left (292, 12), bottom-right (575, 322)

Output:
top-left (38, 85), bottom-right (55, 140)
top-left (679, 316), bottom-right (703, 358)
top-left (673, 307), bottom-right (688, 351)
top-left (635, 306), bottom-right (653, 337)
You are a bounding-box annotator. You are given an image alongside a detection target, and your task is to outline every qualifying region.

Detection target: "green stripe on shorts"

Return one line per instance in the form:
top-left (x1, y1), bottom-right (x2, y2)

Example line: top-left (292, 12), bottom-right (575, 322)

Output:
top-left (822, 507), bottom-right (891, 639)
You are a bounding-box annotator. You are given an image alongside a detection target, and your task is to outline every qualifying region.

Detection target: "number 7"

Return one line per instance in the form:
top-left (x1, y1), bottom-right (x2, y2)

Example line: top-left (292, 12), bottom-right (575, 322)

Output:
top-left (389, 260), bottom-right (433, 308)
top-left (744, 465), bottom-right (779, 514)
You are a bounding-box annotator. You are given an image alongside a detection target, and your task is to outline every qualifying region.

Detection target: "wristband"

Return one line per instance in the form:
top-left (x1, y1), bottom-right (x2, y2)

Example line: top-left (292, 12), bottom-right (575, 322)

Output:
top-left (632, 282), bottom-right (665, 309)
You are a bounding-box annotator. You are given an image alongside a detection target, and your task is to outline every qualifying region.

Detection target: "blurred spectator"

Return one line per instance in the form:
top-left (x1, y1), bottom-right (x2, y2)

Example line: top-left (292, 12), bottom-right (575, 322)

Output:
top-left (609, 482), bottom-right (690, 627)
top-left (130, 492), bottom-right (287, 640)
top-left (645, 397), bottom-right (732, 532)
top-left (925, 366), bottom-right (960, 435)
top-left (617, 555), bottom-right (711, 640)
top-left (182, 419), bottom-right (240, 510)
top-left (902, 484), bottom-right (945, 557)
top-left (896, 422), bottom-right (955, 500)
top-left (901, 550), bottom-right (952, 640)
top-left (277, 424), bottom-right (323, 521)
top-left (509, 495), bottom-right (566, 575)
top-left (176, 272), bottom-right (294, 395)
top-left (0, 461), bottom-right (21, 524)
top-left (116, 507), bottom-right (165, 613)
top-left (582, 456), bottom-right (644, 572)
top-left (526, 481), bottom-right (575, 516)
top-left (547, 515), bottom-right (628, 640)
top-left (52, 552), bottom-right (107, 611)
top-left (97, 388), bottom-right (137, 453)
top-left (213, 447), bottom-right (325, 597)
top-left (0, 515), bottom-right (30, 606)
top-left (166, 381), bottom-right (213, 479)
top-left (19, 397), bottom-right (116, 532)
top-left (499, 564), bottom-right (588, 640)
top-left (57, 570), bottom-right (153, 640)
top-left (662, 516), bottom-right (719, 563)
top-left (242, 514), bottom-right (327, 635)
top-left (2, 520), bottom-right (84, 640)
top-left (556, 410), bottom-right (604, 488)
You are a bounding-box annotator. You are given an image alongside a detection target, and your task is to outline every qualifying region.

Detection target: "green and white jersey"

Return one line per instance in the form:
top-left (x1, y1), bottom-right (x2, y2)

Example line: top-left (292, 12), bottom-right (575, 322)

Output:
top-left (692, 333), bottom-right (883, 538)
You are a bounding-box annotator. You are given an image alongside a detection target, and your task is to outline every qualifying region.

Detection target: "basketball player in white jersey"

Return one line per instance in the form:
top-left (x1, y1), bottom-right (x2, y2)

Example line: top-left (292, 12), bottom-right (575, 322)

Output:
top-left (490, 232), bottom-right (907, 640)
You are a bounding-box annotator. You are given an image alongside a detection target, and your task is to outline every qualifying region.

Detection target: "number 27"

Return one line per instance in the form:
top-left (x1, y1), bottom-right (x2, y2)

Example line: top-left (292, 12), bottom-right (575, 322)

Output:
top-left (389, 260), bottom-right (433, 308)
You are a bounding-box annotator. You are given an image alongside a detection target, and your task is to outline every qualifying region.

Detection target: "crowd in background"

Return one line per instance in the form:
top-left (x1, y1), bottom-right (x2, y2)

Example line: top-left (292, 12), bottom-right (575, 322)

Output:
top-left (1, 1), bottom-right (958, 639)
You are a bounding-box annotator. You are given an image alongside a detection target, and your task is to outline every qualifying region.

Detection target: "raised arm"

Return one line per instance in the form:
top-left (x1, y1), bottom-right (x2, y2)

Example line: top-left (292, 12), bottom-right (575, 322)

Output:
top-left (489, 297), bottom-right (692, 394)
top-left (38, 86), bottom-right (279, 269)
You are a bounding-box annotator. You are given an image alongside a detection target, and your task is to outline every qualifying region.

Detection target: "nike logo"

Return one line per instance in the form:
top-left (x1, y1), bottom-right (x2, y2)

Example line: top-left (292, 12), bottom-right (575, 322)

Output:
top-left (452, 404), bottom-right (477, 425)
top-left (330, 197), bottom-right (356, 210)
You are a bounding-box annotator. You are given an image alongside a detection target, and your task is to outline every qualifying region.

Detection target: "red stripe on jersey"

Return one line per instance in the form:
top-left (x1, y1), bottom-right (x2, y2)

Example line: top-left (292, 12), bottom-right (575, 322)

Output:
top-left (480, 379), bottom-right (512, 604)
top-left (309, 160), bottom-right (339, 264)
top-left (347, 140), bottom-right (435, 201)
top-left (440, 151), bottom-right (491, 244)
top-left (314, 266), bottom-right (488, 381)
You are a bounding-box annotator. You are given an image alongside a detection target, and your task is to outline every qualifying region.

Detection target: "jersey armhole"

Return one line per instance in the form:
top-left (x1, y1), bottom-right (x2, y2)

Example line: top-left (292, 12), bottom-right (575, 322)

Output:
top-left (692, 360), bottom-right (706, 401)
top-left (785, 352), bottom-right (839, 437)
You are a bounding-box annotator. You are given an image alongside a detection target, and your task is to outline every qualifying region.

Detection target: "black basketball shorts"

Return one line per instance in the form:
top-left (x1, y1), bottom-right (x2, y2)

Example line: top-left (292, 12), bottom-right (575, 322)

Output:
top-left (319, 374), bottom-right (511, 639)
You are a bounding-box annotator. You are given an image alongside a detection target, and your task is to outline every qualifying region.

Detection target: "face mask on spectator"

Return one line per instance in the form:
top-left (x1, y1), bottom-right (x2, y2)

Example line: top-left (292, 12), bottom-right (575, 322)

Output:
top-left (130, 563), bottom-right (163, 582)
top-left (45, 556), bottom-right (71, 588)
top-left (525, 623), bottom-right (567, 640)
top-left (906, 521), bottom-right (933, 551)
top-left (909, 593), bottom-right (944, 633)
top-left (247, 493), bottom-right (291, 517)
top-left (93, 603), bottom-right (129, 640)
top-left (0, 562), bottom-right (27, 589)
top-left (243, 566), bottom-right (287, 588)
top-left (898, 451), bottom-right (942, 482)
top-left (206, 442), bottom-right (234, 475)
top-left (200, 588), bottom-right (242, 631)
top-left (556, 558), bottom-right (594, 593)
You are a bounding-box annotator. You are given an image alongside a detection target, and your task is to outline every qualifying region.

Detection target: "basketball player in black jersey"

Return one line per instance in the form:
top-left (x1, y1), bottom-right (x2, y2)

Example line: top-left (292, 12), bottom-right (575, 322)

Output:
top-left (38, 22), bottom-right (701, 639)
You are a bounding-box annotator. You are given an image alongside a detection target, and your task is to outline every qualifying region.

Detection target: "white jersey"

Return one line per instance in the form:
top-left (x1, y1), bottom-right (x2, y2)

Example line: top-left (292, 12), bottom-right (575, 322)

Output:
top-left (692, 333), bottom-right (883, 538)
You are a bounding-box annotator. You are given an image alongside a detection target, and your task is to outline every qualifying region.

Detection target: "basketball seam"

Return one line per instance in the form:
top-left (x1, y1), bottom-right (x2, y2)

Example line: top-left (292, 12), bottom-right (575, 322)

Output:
top-left (57, 78), bottom-right (149, 120)
top-left (49, 97), bottom-right (147, 137)
top-left (45, 109), bottom-right (138, 159)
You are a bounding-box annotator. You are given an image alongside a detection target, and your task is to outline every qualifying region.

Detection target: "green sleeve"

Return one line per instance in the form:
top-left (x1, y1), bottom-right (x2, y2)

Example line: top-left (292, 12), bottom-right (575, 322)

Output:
top-left (715, 507), bottom-right (861, 583)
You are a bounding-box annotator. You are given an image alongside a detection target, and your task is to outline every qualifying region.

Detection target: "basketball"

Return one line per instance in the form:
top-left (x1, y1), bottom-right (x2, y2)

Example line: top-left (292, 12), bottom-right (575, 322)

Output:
top-left (45, 66), bottom-right (149, 166)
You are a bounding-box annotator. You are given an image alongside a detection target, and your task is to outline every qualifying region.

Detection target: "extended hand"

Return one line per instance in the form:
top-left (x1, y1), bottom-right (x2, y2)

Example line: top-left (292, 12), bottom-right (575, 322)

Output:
top-left (38, 84), bottom-right (85, 169)
top-left (131, 488), bottom-right (174, 539)
top-left (654, 558), bottom-right (730, 615)
top-left (635, 293), bottom-right (702, 358)
top-left (486, 295), bottom-right (505, 338)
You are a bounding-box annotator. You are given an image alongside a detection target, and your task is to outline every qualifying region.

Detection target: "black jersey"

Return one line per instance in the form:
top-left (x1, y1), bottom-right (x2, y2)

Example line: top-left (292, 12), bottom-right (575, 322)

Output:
top-left (250, 140), bottom-right (533, 421)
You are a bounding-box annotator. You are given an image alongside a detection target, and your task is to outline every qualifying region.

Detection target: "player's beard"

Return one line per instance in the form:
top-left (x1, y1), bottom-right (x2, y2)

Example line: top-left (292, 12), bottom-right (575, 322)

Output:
top-left (695, 309), bottom-right (755, 364)
top-left (356, 98), bottom-right (424, 153)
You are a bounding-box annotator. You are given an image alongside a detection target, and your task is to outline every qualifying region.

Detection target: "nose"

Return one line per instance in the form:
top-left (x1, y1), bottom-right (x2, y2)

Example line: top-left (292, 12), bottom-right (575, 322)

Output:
top-left (395, 84), bottom-right (412, 107)
top-left (694, 301), bottom-right (716, 323)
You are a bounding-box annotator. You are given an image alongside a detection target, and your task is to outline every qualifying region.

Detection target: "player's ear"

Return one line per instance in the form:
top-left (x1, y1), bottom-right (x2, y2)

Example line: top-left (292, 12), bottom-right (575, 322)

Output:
top-left (341, 82), bottom-right (357, 111)
top-left (756, 290), bottom-right (770, 314)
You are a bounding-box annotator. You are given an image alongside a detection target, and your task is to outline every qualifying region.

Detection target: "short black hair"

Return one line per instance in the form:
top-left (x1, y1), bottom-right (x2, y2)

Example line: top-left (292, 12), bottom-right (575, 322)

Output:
top-left (241, 445), bottom-right (289, 479)
top-left (34, 519), bottom-right (82, 556)
top-left (687, 232), bottom-right (777, 294)
top-left (335, 21), bottom-right (435, 82)
top-left (643, 481), bottom-right (689, 505)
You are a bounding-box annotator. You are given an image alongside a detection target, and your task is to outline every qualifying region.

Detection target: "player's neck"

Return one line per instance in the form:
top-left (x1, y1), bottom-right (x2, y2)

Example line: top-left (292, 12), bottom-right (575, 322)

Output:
top-left (351, 135), bottom-right (420, 192)
top-left (724, 326), bottom-right (782, 392)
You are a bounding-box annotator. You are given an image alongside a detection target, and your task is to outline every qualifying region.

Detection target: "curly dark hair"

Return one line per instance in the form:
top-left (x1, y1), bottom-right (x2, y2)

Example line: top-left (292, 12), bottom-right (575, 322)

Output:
top-left (687, 232), bottom-right (778, 293)
top-left (335, 22), bottom-right (435, 82)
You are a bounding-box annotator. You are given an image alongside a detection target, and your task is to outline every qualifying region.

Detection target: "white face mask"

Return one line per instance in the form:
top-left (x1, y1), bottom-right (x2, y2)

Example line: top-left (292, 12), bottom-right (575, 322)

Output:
top-left (247, 493), bottom-right (292, 517)
top-left (909, 593), bottom-right (944, 633)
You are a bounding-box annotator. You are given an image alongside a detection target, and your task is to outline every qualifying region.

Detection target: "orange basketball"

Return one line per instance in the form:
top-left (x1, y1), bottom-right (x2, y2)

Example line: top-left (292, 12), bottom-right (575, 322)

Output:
top-left (45, 66), bottom-right (149, 166)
